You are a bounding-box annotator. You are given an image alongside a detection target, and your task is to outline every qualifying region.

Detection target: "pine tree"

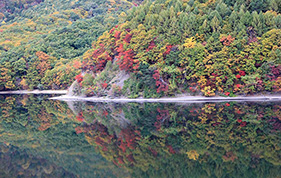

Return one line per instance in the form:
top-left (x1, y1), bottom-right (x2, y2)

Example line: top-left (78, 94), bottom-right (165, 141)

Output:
top-left (216, 2), bottom-right (231, 19)
top-left (252, 11), bottom-right (263, 36)
top-left (275, 15), bottom-right (281, 28)
top-left (210, 16), bottom-right (220, 33)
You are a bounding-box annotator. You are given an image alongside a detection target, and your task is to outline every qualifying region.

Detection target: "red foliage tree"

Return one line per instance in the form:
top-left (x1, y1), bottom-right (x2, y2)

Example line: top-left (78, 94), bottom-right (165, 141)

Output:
top-left (124, 33), bottom-right (132, 43)
top-left (239, 70), bottom-right (246, 76)
top-left (117, 49), bottom-right (139, 72)
top-left (163, 45), bottom-right (173, 55)
top-left (101, 81), bottom-right (108, 89)
top-left (109, 27), bottom-right (115, 34)
top-left (146, 40), bottom-right (156, 52)
top-left (236, 74), bottom-right (241, 79)
top-left (114, 31), bottom-right (121, 40)
top-left (153, 70), bottom-right (168, 93)
top-left (220, 35), bottom-right (235, 46)
top-left (75, 73), bottom-right (83, 85)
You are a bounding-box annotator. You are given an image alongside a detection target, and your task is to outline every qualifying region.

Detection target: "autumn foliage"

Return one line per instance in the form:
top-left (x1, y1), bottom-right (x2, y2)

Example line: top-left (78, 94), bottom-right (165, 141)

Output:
top-left (35, 51), bottom-right (51, 77)
top-left (220, 35), bottom-right (235, 46)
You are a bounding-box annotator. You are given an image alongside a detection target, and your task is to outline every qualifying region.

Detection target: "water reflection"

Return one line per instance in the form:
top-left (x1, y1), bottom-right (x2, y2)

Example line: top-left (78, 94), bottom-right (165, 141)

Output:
top-left (0, 95), bottom-right (130, 178)
top-left (0, 143), bottom-right (76, 178)
top-left (0, 95), bottom-right (280, 178)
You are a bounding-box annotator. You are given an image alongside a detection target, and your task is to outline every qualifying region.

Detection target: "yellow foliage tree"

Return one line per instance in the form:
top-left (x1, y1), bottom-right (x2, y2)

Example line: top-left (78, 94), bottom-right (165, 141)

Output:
top-left (183, 37), bottom-right (196, 48)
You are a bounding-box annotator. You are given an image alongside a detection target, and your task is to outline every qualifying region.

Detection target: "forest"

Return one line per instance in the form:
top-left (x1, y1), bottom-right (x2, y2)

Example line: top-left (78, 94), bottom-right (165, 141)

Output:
top-left (0, 0), bottom-right (281, 97)
top-left (0, 0), bottom-right (142, 91)
top-left (1, 1), bottom-right (281, 177)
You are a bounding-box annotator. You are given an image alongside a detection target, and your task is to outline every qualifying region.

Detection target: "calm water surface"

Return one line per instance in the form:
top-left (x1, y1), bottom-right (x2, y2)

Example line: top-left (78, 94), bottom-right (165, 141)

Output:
top-left (0, 95), bottom-right (280, 178)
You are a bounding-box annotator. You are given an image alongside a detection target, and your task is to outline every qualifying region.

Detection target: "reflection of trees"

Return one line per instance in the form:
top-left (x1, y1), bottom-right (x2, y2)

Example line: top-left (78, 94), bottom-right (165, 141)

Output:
top-left (0, 143), bottom-right (76, 178)
top-left (1, 95), bottom-right (281, 177)
top-left (77, 102), bottom-right (281, 178)
top-left (0, 95), bottom-right (129, 178)
top-left (0, 95), bottom-right (79, 149)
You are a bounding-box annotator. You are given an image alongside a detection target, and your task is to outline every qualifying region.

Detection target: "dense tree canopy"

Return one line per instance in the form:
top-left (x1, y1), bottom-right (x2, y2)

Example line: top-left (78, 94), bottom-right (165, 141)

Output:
top-left (1, 0), bottom-right (281, 97)
top-left (0, 0), bottom-right (142, 91)
top-left (75, 0), bottom-right (281, 97)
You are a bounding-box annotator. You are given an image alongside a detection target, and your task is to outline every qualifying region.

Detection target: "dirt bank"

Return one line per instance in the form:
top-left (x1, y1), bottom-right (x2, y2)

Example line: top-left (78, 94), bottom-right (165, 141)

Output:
top-left (50, 94), bottom-right (281, 103)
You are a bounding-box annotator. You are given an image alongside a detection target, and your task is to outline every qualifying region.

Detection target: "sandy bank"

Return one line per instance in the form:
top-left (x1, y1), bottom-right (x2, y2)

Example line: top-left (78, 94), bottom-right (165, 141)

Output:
top-left (2, 90), bottom-right (281, 103)
top-left (0, 90), bottom-right (67, 95)
top-left (50, 95), bottom-right (281, 103)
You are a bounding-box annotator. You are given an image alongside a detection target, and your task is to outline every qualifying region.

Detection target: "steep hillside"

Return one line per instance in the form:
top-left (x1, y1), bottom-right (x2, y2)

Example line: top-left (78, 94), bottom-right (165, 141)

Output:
top-left (0, 0), bottom-right (142, 91)
top-left (74, 0), bottom-right (281, 98)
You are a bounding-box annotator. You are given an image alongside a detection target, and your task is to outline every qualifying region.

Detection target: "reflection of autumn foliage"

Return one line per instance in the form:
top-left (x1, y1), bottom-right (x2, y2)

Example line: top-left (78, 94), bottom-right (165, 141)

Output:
top-left (154, 108), bottom-right (170, 131)
top-left (2, 96), bottom-right (277, 177)
top-left (118, 127), bottom-right (140, 152)
top-left (223, 152), bottom-right (237, 162)
top-left (102, 110), bottom-right (108, 116)
top-left (76, 101), bottom-right (281, 174)
top-left (0, 96), bottom-right (281, 177)
top-left (76, 111), bottom-right (84, 122)
top-left (38, 122), bottom-right (51, 131)
top-left (83, 121), bottom-right (142, 167)
top-left (0, 95), bottom-right (78, 134)
top-left (75, 126), bottom-right (84, 134)
top-left (273, 105), bottom-right (281, 121)
top-left (167, 145), bottom-right (176, 154)
top-left (4, 96), bottom-right (278, 177)
top-left (186, 150), bottom-right (199, 160)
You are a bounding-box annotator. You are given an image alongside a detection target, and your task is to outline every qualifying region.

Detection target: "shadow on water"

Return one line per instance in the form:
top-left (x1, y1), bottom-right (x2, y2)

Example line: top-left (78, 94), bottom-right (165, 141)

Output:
top-left (0, 94), bottom-right (280, 178)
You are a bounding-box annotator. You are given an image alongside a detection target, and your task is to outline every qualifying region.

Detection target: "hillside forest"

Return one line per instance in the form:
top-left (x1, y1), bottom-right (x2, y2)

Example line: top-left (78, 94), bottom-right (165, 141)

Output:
top-left (1, 0), bottom-right (281, 97)
top-left (0, 0), bottom-right (142, 90)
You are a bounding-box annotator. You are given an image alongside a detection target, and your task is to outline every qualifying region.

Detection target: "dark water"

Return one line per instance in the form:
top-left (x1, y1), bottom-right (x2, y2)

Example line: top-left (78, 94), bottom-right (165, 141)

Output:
top-left (0, 95), bottom-right (280, 178)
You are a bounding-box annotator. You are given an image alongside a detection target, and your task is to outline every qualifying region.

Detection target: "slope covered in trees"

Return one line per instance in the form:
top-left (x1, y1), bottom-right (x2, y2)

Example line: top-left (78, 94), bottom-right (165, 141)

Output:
top-left (0, 0), bottom-right (142, 91)
top-left (74, 0), bottom-right (281, 97)
top-left (0, 0), bottom-right (45, 22)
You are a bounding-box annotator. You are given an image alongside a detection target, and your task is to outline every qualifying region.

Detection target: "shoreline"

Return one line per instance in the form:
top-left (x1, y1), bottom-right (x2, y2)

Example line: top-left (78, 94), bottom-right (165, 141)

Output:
top-left (50, 95), bottom-right (281, 103)
top-left (1, 90), bottom-right (281, 103)
top-left (0, 90), bottom-right (68, 95)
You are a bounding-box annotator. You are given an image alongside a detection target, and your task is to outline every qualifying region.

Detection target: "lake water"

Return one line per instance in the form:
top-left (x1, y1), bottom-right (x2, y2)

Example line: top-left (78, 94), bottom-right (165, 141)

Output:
top-left (0, 95), bottom-right (280, 178)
